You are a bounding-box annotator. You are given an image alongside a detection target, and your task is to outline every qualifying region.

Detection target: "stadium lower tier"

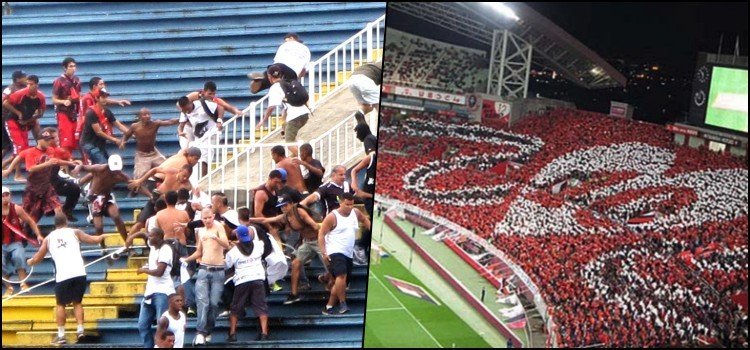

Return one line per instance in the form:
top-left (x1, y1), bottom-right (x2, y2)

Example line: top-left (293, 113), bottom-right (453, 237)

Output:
top-left (374, 106), bottom-right (748, 348)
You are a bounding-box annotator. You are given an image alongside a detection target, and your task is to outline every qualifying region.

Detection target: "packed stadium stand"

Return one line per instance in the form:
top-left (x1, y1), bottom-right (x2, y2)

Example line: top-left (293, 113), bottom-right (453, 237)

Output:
top-left (383, 29), bottom-right (487, 94)
top-left (376, 106), bottom-right (748, 348)
top-left (2, 2), bottom-right (383, 347)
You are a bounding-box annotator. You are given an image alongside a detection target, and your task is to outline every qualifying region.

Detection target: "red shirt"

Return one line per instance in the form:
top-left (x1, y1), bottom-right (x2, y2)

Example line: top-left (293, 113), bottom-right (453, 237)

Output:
top-left (52, 74), bottom-right (81, 115)
top-left (17, 146), bottom-right (68, 172)
top-left (7, 87), bottom-right (46, 122)
top-left (2, 203), bottom-right (22, 245)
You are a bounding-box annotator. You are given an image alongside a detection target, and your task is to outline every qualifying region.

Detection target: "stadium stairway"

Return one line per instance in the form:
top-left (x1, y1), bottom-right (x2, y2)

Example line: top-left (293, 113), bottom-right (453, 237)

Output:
top-left (2, 2), bottom-right (383, 347)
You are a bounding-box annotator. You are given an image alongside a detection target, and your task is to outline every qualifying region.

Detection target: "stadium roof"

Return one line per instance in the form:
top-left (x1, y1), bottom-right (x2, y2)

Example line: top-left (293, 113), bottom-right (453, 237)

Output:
top-left (390, 2), bottom-right (628, 89)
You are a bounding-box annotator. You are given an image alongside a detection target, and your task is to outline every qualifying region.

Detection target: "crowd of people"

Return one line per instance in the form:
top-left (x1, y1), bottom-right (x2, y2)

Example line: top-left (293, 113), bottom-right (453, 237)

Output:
top-left (2, 30), bottom-right (379, 347)
top-left (383, 30), bottom-right (487, 93)
top-left (376, 106), bottom-right (748, 347)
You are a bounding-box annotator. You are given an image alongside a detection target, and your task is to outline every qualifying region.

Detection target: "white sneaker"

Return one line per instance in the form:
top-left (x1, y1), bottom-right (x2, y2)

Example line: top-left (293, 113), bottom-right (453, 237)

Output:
top-left (194, 334), bottom-right (205, 345)
top-left (217, 310), bottom-right (230, 318)
top-left (205, 334), bottom-right (212, 343)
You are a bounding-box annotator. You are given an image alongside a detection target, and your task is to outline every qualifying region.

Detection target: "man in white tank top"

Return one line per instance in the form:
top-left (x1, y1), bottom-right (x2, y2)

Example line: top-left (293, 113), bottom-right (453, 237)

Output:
top-left (156, 293), bottom-right (186, 348)
top-left (318, 193), bottom-right (370, 315)
top-left (26, 213), bottom-right (105, 345)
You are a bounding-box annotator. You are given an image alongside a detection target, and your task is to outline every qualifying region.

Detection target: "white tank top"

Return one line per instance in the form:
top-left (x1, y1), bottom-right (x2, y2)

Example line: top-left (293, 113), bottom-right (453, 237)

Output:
top-left (325, 209), bottom-right (359, 258)
top-left (46, 228), bottom-right (86, 282)
top-left (226, 228), bottom-right (266, 285)
top-left (161, 310), bottom-right (186, 348)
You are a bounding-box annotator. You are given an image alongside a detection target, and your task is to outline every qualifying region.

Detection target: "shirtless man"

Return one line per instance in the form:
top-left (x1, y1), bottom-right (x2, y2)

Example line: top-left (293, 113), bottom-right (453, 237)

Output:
top-left (250, 194), bottom-right (320, 304)
top-left (127, 148), bottom-right (200, 237)
top-left (121, 108), bottom-right (179, 195)
top-left (156, 190), bottom-right (191, 246)
top-left (72, 155), bottom-right (130, 241)
top-left (271, 146), bottom-right (306, 194)
top-left (181, 208), bottom-right (230, 345)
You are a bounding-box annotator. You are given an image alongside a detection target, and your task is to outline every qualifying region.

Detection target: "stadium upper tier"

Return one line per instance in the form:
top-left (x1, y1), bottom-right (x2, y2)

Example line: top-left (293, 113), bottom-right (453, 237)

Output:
top-left (376, 107), bottom-right (748, 348)
top-left (384, 29), bottom-right (487, 94)
top-left (389, 2), bottom-right (627, 90)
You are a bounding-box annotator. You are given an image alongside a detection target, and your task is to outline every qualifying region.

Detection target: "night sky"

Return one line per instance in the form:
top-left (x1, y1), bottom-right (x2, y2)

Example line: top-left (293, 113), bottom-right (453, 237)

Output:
top-left (386, 3), bottom-right (748, 123)
top-left (526, 2), bottom-right (748, 77)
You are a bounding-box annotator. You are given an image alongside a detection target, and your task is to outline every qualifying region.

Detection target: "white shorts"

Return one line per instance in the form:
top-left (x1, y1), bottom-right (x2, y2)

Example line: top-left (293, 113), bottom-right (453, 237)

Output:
top-left (348, 74), bottom-right (380, 105)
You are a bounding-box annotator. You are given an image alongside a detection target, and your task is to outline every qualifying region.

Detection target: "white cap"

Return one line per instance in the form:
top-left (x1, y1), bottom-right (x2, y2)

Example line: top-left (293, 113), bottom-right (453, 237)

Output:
top-left (1, 186), bottom-right (9, 194)
top-left (108, 154), bottom-right (123, 171)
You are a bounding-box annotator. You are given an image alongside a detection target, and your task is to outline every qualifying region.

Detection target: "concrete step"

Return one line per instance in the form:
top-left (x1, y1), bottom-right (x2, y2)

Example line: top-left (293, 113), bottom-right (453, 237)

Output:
top-left (2, 305), bottom-right (117, 322)
top-left (14, 330), bottom-right (100, 347)
top-left (105, 269), bottom-right (147, 282)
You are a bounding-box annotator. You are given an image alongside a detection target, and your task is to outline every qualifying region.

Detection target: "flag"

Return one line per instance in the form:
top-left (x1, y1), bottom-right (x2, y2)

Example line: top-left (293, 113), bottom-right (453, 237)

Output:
top-left (505, 313), bottom-right (525, 323)
top-left (508, 318), bottom-right (527, 329)
top-left (496, 293), bottom-right (519, 306)
top-left (386, 276), bottom-right (440, 305)
top-left (499, 303), bottom-right (524, 319)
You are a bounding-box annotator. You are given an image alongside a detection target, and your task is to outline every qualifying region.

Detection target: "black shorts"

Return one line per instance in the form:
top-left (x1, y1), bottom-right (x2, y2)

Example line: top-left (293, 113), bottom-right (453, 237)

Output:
top-left (329, 253), bottom-right (353, 279)
top-left (137, 199), bottom-right (156, 224)
top-left (231, 280), bottom-right (268, 317)
top-left (54, 275), bottom-right (87, 306)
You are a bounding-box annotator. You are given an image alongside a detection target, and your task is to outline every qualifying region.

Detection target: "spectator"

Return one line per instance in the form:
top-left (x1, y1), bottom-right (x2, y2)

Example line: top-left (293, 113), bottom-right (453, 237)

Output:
top-left (79, 90), bottom-right (129, 165)
top-left (52, 57), bottom-right (82, 154)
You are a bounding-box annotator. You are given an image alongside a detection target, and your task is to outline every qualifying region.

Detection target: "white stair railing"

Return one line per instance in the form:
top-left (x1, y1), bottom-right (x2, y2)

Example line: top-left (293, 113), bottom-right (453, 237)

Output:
top-left (193, 14), bottom-right (384, 185)
top-left (199, 111), bottom-right (373, 206)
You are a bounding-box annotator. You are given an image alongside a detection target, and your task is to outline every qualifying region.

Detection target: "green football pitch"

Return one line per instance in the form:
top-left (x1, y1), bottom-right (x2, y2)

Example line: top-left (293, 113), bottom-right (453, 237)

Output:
top-left (364, 250), bottom-right (492, 348)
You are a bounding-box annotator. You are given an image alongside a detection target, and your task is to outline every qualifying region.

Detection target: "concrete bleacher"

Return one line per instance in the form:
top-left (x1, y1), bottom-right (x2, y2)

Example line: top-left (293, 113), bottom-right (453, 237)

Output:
top-left (384, 28), bottom-right (487, 93)
top-left (2, 2), bottom-right (383, 347)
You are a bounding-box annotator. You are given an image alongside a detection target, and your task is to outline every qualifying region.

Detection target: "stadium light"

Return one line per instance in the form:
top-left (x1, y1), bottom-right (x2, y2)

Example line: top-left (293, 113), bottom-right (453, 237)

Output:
top-left (482, 2), bottom-right (519, 21)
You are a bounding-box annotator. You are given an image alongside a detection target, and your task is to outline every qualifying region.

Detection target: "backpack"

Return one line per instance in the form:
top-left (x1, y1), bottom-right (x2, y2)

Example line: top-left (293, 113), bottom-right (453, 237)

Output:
top-left (166, 241), bottom-right (191, 278)
top-left (194, 96), bottom-right (219, 138)
top-left (279, 79), bottom-right (309, 107)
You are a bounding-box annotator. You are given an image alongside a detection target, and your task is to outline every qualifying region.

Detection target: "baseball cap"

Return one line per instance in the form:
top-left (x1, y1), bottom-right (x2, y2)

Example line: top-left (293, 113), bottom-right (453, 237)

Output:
top-left (2, 186), bottom-right (10, 194)
top-left (276, 168), bottom-right (288, 182)
top-left (236, 225), bottom-right (253, 243)
top-left (40, 129), bottom-right (55, 140)
top-left (108, 154), bottom-right (123, 171)
top-left (276, 194), bottom-right (293, 208)
top-left (98, 88), bottom-right (111, 98)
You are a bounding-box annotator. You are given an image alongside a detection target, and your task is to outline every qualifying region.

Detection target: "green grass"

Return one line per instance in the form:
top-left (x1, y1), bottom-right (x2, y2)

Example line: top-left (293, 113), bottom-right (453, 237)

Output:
top-left (705, 66), bottom-right (748, 133)
top-left (364, 246), bottom-right (491, 348)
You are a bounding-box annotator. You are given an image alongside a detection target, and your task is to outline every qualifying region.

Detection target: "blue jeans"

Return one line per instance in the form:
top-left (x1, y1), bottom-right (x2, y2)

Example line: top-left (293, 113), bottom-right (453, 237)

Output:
top-left (81, 143), bottom-right (109, 165)
top-left (2, 242), bottom-right (28, 275)
top-left (183, 275), bottom-right (197, 310)
top-left (195, 268), bottom-right (224, 335)
top-left (138, 293), bottom-right (169, 348)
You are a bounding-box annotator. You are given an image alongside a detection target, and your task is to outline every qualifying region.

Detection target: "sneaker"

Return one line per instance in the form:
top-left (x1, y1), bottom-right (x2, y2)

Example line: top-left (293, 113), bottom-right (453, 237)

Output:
top-left (353, 248), bottom-right (368, 265)
top-left (227, 333), bottom-right (237, 342)
top-left (193, 333), bottom-right (205, 345)
top-left (205, 334), bottom-right (212, 343)
top-left (187, 308), bottom-right (196, 317)
top-left (284, 294), bottom-right (302, 305)
top-left (3, 286), bottom-right (14, 298)
top-left (51, 336), bottom-right (67, 345)
top-left (339, 304), bottom-right (350, 314)
top-left (217, 310), bottom-right (230, 318)
top-left (77, 332), bottom-right (85, 343)
top-left (256, 333), bottom-right (269, 341)
top-left (322, 307), bottom-right (335, 316)
top-left (297, 283), bottom-right (312, 291)
top-left (271, 282), bottom-right (283, 292)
